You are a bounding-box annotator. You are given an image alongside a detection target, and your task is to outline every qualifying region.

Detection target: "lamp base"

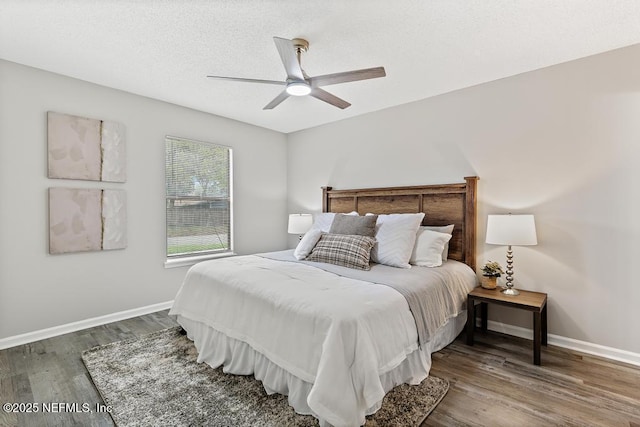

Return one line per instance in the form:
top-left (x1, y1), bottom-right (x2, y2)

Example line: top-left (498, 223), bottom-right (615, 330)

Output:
top-left (501, 244), bottom-right (519, 296)
top-left (501, 287), bottom-right (520, 296)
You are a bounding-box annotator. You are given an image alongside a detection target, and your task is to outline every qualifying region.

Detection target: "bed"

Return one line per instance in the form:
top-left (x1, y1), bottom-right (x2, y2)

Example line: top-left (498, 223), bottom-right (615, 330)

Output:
top-left (169, 177), bottom-right (479, 427)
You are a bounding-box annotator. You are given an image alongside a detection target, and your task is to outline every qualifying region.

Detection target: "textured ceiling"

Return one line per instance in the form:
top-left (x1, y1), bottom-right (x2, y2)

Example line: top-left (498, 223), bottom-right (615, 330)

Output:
top-left (1, 1), bottom-right (640, 133)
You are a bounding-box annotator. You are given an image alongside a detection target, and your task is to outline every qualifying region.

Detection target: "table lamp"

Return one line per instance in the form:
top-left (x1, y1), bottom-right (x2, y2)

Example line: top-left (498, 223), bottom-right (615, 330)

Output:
top-left (288, 214), bottom-right (313, 240)
top-left (485, 214), bottom-right (537, 296)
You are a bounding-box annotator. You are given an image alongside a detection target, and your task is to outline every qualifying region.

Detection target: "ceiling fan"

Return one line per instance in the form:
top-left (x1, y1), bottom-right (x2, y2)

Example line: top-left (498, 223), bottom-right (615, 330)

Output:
top-left (207, 37), bottom-right (386, 110)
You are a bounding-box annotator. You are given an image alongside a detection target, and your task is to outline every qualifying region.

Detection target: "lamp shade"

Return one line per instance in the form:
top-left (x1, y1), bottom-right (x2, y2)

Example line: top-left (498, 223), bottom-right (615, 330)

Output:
top-left (288, 214), bottom-right (313, 234)
top-left (486, 214), bottom-right (537, 246)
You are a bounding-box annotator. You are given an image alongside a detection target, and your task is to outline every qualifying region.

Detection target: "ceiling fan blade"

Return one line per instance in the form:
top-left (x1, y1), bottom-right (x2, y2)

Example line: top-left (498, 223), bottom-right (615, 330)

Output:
top-left (309, 66), bottom-right (386, 87)
top-left (310, 88), bottom-right (351, 109)
top-left (273, 37), bottom-right (305, 81)
top-left (207, 75), bottom-right (285, 85)
top-left (263, 90), bottom-right (290, 110)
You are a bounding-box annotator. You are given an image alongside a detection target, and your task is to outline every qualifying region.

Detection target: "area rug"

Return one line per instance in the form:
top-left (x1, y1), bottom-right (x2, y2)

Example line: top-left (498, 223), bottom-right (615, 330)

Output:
top-left (82, 327), bottom-right (448, 426)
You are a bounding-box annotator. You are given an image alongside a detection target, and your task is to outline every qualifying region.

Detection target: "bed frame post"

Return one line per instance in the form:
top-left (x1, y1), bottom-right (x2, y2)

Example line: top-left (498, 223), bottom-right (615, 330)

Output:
top-left (464, 176), bottom-right (478, 270)
top-left (322, 186), bottom-right (332, 213)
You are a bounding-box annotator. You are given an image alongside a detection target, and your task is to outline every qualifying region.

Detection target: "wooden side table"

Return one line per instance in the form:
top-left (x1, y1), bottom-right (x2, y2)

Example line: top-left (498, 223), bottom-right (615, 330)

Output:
top-left (466, 286), bottom-right (548, 365)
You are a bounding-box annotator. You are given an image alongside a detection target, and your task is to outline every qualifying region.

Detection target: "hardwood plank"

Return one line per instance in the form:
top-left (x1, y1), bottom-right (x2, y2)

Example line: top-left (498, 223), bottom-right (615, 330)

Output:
top-left (0, 376), bottom-right (18, 427)
top-left (0, 347), bottom-right (12, 379)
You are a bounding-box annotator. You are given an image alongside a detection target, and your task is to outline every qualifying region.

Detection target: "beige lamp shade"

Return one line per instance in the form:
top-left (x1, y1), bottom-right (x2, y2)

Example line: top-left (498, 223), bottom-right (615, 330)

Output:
top-left (288, 214), bottom-right (313, 235)
top-left (486, 214), bottom-right (537, 246)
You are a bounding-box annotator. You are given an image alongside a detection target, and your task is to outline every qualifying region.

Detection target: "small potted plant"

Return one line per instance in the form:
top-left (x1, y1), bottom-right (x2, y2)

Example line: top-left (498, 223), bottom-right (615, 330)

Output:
top-left (480, 260), bottom-right (504, 289)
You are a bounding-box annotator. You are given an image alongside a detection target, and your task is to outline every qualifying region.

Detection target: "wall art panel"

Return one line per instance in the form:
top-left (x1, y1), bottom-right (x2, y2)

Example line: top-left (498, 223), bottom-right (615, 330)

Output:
top-left (101, 121), bottom-right (126, 182)
top-left (49, 187), bottom-right (127, 254)
top-left (102, 189), bottom-right (128, 250)
top-left (47, 112), bottom-right (126, 182)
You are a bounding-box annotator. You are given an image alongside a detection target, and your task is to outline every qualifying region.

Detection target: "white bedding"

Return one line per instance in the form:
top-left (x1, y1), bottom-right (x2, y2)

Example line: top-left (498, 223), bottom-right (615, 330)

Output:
top-left (169, 250), bottom-right (477, 427)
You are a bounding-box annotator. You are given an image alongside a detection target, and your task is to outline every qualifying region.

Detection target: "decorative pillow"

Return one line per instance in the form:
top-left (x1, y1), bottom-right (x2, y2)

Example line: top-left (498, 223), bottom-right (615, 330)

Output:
top-left (306, 233), bottom-right (376, 270)
top-left (293, 228), bottom-right (323, 260)
top-left (311, 213), bottom-right (337, 232)
top-left (311, 211), bottom-right (358, 232)
top-left (421, 224), bottom-right (454, 260)
top-left (368, 213), bottom-right (425, 268)
top-left (410, 229), bottom-right (452, 267)
top-left (329, 214), bottom-right (377, 237)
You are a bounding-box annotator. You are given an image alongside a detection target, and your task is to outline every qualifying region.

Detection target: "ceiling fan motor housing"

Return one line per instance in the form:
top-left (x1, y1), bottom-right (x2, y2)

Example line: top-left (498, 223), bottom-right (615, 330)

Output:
top-left (291, 38), bottom-right (309, 53)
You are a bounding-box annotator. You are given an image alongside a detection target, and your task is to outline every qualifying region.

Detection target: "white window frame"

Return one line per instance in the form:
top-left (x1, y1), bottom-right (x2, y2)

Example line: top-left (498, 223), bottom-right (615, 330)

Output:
top-left (164, 135), bottom-right (234, 268)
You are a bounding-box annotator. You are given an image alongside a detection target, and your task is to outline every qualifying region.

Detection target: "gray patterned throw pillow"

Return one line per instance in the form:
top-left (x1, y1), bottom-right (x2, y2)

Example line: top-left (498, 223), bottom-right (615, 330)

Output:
top-left (306, 233), bottom-right (376, 270)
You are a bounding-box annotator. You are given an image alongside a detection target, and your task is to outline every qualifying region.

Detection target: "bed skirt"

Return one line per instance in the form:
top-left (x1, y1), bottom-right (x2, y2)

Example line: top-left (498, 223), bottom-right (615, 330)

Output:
top-left (174, 311), bottom-right (466, 427)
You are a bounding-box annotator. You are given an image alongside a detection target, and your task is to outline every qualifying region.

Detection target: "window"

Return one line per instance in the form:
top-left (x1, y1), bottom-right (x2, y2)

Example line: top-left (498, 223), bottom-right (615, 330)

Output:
top-left (165, 136), bottom-right (232, 260)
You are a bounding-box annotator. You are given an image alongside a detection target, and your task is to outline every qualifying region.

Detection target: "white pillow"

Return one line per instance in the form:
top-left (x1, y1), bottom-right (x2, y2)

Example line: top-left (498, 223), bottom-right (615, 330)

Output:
top-left (310, 213), bottom-right (336, 232)
top-left (421, 224), bottom-right (454, 260)
top-left (294, 228), bottom-right (323, 260)
top-left (310, 211), bottom-right (358, 232)
top-left (410, 229), bottom-right (452, 267)
top-left (368, 213), bottom-right (425, 268)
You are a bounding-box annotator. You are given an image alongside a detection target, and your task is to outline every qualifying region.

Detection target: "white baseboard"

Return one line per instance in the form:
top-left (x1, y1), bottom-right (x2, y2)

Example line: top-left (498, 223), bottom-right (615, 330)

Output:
top-left (0, 300), bottom-right (174, 350)
top-left (485, 320), bottom-right (640, 368)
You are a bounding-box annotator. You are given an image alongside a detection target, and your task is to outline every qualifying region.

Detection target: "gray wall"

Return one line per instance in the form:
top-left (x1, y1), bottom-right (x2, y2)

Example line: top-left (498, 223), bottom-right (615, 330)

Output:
top-left (287, 44), bottom-right (640, 354)
top-left (0, 60), bottom-right (288, 340)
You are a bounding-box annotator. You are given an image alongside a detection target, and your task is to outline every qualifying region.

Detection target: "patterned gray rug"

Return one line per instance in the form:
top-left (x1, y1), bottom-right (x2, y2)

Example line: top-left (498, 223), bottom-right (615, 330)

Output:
top-left (82, 327), bottom-right (448, 426)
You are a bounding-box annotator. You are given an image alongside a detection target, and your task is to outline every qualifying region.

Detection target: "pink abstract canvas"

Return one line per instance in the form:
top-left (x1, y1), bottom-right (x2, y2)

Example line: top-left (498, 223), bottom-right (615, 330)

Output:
top-left (49, 188), bottom-right (102, 254)
top-left (47, 112), bottom-right (102, 181)
top-left (49, 188), bottom-right (127, 254)
top-left (47, 112), bottom-right (126, 182)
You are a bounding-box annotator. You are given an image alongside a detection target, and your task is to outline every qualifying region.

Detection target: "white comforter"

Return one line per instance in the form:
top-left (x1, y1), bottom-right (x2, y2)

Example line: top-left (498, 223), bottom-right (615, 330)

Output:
top-left (170, 252), bottom-right (474, 427)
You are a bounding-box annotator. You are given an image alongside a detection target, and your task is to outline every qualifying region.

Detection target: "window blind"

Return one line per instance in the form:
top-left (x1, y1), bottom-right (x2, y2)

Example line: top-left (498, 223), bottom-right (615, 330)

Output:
top-left (165, 136), bottom-right (232, 258)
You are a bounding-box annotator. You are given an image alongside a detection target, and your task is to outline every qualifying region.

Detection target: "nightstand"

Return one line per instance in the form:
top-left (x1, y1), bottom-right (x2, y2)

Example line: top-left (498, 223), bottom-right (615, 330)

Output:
top-left (466, 286), bottom-right (548, 365)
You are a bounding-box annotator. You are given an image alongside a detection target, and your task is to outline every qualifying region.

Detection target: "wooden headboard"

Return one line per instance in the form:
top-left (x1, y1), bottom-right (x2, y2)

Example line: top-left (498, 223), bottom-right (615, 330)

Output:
top-left (322, 176), bottom-right (478, 269)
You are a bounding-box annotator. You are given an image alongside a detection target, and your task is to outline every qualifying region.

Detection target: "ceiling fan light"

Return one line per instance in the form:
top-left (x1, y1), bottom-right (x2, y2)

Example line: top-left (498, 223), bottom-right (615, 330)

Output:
top-left (286, 82), bottom-right (311, 96)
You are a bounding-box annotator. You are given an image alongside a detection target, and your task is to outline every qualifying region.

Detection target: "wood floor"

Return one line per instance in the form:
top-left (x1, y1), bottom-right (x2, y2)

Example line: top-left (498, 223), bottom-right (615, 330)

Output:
top-left (0, 311), bottom-right (179, 427)
top-left (1, 311), bottom-right (639, 427)
top-left (426, 332), bottom-right (640, 427)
